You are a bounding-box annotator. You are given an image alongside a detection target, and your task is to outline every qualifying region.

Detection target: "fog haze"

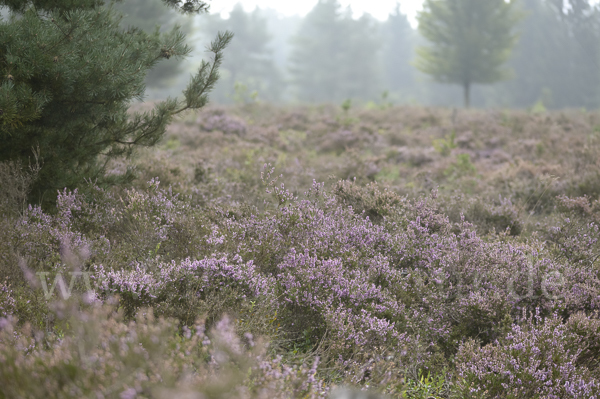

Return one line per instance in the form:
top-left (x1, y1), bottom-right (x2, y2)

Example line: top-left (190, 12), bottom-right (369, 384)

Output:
top-left (211, 0), bottom-right (424, 26)
top-left (118, 0), bottom-right (600, 110)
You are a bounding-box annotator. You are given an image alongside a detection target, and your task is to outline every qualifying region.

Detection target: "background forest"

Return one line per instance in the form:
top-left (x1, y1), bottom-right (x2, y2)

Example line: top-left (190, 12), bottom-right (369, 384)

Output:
top-left (116, 0), bottom-right (600, 109)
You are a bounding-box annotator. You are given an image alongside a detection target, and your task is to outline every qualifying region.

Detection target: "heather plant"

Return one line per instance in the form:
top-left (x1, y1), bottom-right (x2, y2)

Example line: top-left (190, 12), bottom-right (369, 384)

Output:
top-left (92, 254), bottom-right (277, 328)
top-left (10, 189), bottom-right (92, 276)
top-left (0, 158), bottom-right (40, 217)
top-left (150, 103), bottom-right (600, 217)
top-left (199, 171), bottom-right (599, 365)
top-left (331, 180), bottom-right (406, 224)
top-left (7, 171), bottom-right (600, 369)
top-left (199, 109), bottom-right (248, 136)
top-left (0, 298), bottom-right (329, 399)
top-left (4, 104), bottom-right (600, 396)
top-left (455, 310), bottom-right (600, 399)
top-left (0, 281), bottom-right (15, 318)
top-left (440, 194), bottom-right (522, 236)
top-left (545, 195), bottom-right (600, 266)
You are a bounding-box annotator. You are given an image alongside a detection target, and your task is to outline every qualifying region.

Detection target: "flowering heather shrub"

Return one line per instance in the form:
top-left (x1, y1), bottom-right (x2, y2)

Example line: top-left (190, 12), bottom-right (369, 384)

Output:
top-left (0, 300), bottom-right (329, 399)
top-left (136, 103), bottom-right (600, 225)
top-left (92, 255), bottom-right (277, 326)
top-left (196, 171), bottom-right (599, 365)
top-left (5, 104), bottom-right (600, 396)
top-left (10, 188), bottom-right (91, 279)
top-left (545, 195), bottom-right (600, 266)
top-left (332, 180), bottom-right (405, 224)
top-left (6, 173), bottom-right (600, 373)
top-left (199, 111), bottom-right (247, 136)
top-left (318, 129), bottom-right (370, 154)
top-left (0, 281), bottom-right (15, 318)
top-left (440, 194), bottom-right (522, 236)
top-left (455, 311), bottom-right (600, 399)
top-left (48, 179), bottom-right (218, 267)
top-left (0, 159), bottom-right (40, 217)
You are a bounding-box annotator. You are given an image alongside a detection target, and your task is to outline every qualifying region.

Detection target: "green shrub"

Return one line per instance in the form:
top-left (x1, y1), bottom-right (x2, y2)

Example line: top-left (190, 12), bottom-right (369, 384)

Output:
top-left (432, 131), bottom-right (457, 157)
top-left (444, 154), bottom-right (477, 179)
top-left (402, 371), bottom-right (446, 399)
top-left (0, 0), bottom-right (231, 208)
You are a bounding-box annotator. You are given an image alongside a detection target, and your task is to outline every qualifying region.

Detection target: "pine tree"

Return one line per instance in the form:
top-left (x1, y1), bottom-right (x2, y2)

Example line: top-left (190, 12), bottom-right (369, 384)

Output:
top-left (113, 0), bottom-right (194, 93)
top-left (557, 0), bottom-right (600, 109)
top-left (0, 0), bottom-right (232, 208)
top-left (261, 9), bottom-right (302, 102)
top-left (338, 12), bottom-right (383, 101)
top-left (491, 0), bottom-right (600, 110)
top-left (289, 0), bottom-right (342, 102)
top-left (416, 0), bottom-right (521, 107)
top-left (382, 3), bottom-right (416, 102)
top-left (488, 0), bottom-right (552, 108)
top-left (289, 0), bottom-right (382, 103)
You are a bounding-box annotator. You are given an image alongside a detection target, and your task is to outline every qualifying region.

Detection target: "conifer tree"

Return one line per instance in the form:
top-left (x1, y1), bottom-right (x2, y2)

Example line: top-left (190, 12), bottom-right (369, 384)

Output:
top-left (289, 0), bottom-right (342, 102)
top-left (289, 0), bottom-right (381, 103)
top-left (562, 0), bottom-right (600, 109)
top-left (0, 0), bottom-right (232, 207)
top-left (416, 0), bottom-right (521, 107)
top-left (479, 0), bottom-right (600, 110)
top-left (338, 13), bottom-right (383, 101)
top-left (113, 0), bottom-right (194, 92)
top-left (382, 3), bottom-right (416, 102)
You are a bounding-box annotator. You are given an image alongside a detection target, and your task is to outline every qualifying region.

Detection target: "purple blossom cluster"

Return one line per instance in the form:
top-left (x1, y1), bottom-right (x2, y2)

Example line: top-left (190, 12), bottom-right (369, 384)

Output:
top-left (0, 281), bottom-right (15, 318)
top-left (211, 180), bottom-right (599, 361)
top-left (5, 175), bottom-right (600, 395)
top-left (456, 310), bottom-right (600, 398)
top-left (199, 113), bottom-right (248, 136)
top-left (546, 195), bottom-right (600, 267)
top-left (92, 255), bottom-right (275, 310)
top-left (14, 189), bottom-right (91, 265)
top-left (0, 302), bottom-right (330, 399)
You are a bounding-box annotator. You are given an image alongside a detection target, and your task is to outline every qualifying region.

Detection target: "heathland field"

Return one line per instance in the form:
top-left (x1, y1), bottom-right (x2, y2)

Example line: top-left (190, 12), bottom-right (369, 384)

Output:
top-left (2, 104), bottom-right (600, 398)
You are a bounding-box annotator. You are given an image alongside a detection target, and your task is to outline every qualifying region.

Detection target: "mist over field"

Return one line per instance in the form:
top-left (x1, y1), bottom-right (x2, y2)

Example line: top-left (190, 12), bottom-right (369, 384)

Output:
top-left (132, 0), bottom-right (600, 110)
top-left (3, 1), bottom-right (600, 398)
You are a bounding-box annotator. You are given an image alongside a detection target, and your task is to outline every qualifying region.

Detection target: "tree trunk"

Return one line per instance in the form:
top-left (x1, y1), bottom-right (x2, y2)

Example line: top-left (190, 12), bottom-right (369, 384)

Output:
top-left (463, 81), bottom-right (471, 108)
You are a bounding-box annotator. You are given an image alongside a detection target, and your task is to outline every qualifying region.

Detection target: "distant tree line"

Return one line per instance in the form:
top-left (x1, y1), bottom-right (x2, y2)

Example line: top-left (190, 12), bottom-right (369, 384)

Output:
top-left (497, 0), bottom-right (600, 109)
top-left (149, 0), bottom-right (600, 110)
